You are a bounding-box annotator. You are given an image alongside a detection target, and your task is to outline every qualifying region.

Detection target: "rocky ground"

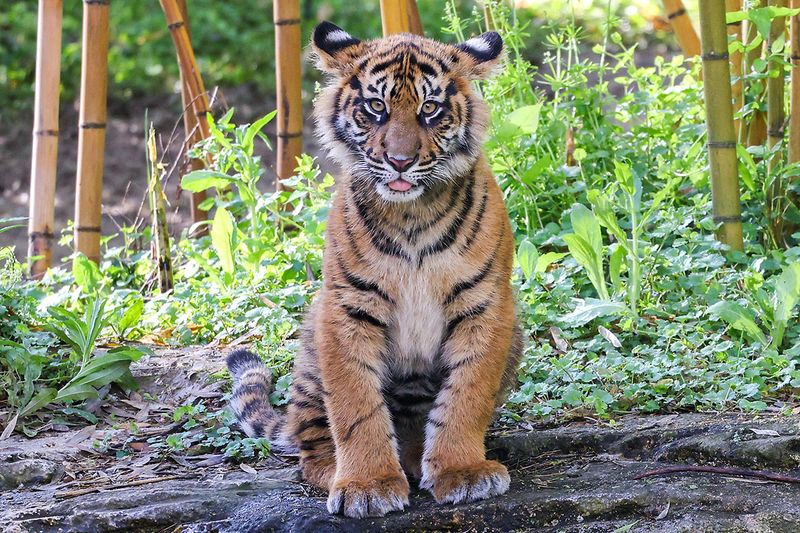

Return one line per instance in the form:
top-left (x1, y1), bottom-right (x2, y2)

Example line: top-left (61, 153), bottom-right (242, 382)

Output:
top-left (3, 347), bottom-right (800, 532)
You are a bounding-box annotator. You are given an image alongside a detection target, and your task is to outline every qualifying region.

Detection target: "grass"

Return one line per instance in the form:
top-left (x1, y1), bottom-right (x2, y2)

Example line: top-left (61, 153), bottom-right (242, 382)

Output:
top-left (2, 4), bottom-right (800, 451)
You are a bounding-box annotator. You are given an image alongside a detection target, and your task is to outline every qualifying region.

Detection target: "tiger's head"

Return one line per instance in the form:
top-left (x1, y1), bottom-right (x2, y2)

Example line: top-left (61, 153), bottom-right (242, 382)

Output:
top-left (311, 22), bottom-right (503, 203)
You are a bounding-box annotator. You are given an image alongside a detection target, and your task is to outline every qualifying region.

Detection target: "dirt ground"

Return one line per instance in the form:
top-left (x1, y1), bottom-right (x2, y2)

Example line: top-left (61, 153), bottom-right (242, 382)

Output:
top-left (3, 345), bottom-right (800, 532)
top-left (0, 86), bottom-right (332, 263)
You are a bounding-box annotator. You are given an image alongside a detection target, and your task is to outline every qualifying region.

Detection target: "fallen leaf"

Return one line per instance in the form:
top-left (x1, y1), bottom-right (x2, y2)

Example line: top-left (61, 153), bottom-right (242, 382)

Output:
top-left (549, 326), bottom-right (570, 352)
top-left (598, 326), bottom-right (622, 348)
top-left (240, 463), bottom-right (258, 475)
top-left (0, 413), bottom-right (19, 440)
top-left (656, 501), bottom-right (670, 520)
top-left (750, 428), bottom-right (781, 437)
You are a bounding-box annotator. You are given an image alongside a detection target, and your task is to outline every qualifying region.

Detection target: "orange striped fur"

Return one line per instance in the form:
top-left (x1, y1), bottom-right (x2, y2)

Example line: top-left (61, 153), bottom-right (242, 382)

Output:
top-left (227, 22), bottom-right (523, 518)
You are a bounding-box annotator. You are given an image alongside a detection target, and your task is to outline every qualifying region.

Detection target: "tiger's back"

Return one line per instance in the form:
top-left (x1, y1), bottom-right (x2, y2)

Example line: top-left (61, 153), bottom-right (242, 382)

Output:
top-left (228, 22), bottom-right (523, 519)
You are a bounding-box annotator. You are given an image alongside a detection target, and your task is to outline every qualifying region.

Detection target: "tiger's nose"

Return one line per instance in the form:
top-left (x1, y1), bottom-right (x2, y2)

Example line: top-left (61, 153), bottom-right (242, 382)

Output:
top-left (385, 153), bottom-right (417, 172)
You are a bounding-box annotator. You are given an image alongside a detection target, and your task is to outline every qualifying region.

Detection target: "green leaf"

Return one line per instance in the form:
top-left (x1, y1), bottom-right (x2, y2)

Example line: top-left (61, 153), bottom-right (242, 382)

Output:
top-left (707, 301), bottom-right (767, 345)
top-left (609, 243), bottom-right (626, 293)
top-left (613, 161), bottom-right (635, 196)
top-left (211, 207), bottom-right (236, 275)
top-left (508, 104), bottom-right (542, 135)
top-left (536, 252), bottom-right (567, 274)
top-left (774, 263), bottom-right (800, 323)
top-left (517, 239), bottom-right (539, 279)
top-left (561, 299), bottom-right (627, 327)
top-left (242, 111), bottom-right (277, 152)
top-left (19, 388), bottom-right (56, 418)
top-left (73, 254), bottom-right (101, 294)
top-left (118, 298), bottom-right (143, 335)
top-left (181, 170), bottom-right (239, 193)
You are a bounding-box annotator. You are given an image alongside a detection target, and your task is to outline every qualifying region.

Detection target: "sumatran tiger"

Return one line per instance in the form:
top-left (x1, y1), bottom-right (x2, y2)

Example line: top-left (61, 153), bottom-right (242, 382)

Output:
top-left (226, 21), bottom-right (523, 518)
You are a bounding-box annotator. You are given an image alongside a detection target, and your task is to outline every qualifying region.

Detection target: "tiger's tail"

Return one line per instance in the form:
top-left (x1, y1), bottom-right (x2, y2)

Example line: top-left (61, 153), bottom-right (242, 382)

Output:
top-left (226, 349), bottom-right (297, 453)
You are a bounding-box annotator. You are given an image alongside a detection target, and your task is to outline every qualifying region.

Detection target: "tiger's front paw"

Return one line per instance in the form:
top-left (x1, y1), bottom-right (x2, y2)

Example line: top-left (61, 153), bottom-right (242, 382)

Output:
top-left (422, 460), bottom-right (510, 505)
top-left (327, 473), bottom-right (410, 518)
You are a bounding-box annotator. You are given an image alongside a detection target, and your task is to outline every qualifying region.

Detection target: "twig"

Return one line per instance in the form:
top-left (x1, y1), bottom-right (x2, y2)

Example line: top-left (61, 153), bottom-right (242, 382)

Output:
top-left (55, 474), bottom-right (191, 499)
top-left (635, 465), bottom-right (800, 484)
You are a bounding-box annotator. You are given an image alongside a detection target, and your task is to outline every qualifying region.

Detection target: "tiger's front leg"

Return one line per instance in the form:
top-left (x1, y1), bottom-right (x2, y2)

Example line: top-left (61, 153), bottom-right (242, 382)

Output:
top-left (420, 292), bottom-right (515, 504)
top-left (317, 299), bottom-right (409, 518)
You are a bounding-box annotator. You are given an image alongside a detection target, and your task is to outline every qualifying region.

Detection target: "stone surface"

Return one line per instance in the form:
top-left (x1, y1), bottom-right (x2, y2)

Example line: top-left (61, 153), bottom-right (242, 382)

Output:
top-left (4, 413), bottom-right (800, 532)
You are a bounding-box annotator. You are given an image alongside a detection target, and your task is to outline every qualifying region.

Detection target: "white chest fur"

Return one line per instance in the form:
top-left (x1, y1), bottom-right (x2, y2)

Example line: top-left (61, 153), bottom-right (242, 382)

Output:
top-left (389, 275), bottom-right (445, 373)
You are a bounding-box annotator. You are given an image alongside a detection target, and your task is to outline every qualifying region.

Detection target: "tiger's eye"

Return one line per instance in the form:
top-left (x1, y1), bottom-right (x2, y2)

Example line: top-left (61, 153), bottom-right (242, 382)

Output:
top-left (421, 101), bottom-right (439, 115)
top-left (368, 100), bottom-right (386, 113)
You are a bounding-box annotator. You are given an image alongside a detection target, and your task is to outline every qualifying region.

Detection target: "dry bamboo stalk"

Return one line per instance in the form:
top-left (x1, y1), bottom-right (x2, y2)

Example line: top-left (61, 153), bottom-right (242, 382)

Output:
top-left (159, 0), bottom-right (211, 143)
top-left (147, 127), bottom-right (173, 293)
top-left (663, 0), bottom-right (701, 56)
top-left (381, 0), bottom-right (411, 35)
top-left (28, 0), bottom-right (63, 277)
top-left (74, 0), bottom-right (110, 265)
top-left (790, 0), bottom-right (800, 164)
top-left (407, 0), bottom-right (423, 36)
top-left (699, 0), bottom-right (745, 251)
top-left (176, 0), bottom-right (207, 229)
top-left (726, 0), bottom-right (744, 137)
top-left (274, 0), bottom-right (303, 192)
top-left (767, 0), bottom-right (788, 245)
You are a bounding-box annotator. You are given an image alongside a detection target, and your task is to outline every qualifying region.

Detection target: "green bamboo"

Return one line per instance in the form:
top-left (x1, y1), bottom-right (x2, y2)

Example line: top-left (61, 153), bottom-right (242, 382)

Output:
top-left (699, 0), bottom-right (745, 251)
top-left (146, 127), bottom-right (174, 293)
top-left (742, 0), bottom-right (768, 146)
top-left (767, 0), bottom-right (788, 246)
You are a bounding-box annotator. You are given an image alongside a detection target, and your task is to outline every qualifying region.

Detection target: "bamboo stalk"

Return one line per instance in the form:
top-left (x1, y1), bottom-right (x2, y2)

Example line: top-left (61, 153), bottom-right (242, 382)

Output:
top-left (726, 0), bottom-right (744, 138)
top-left (28, 0), bottom-right (63, 278)
top-left (146, 127), bottom-right (173, 293)
top-left (699, 0), bottom-right (745, 251)
top-left (381, 0), bottom-right (411, 35)
top-left (742, 0), bottom-right (768, 146)
top-left (274, 0), bottom-right (303, 192)
top-left (176, 0), bottom-right (207, 230)
top-left (407, 0), bottom-right (423, 35)
top-left (663, 0), bottom-right (701, 56)
top-left (790, 0), bottom-right (800, 164)
top-left (74, 0), bottom-right (110, 265)
top-left (767, 0), bottom-right (788, 245)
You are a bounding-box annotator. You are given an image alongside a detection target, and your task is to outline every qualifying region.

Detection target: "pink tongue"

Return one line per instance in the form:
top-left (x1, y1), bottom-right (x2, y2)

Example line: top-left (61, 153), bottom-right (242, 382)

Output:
top-left (387, 179), bottom-right (413, 192)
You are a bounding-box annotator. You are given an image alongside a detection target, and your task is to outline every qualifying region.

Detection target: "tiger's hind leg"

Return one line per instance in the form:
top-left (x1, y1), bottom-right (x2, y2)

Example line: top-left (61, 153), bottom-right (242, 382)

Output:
top-left (286, 324), bottom-right (337, 490)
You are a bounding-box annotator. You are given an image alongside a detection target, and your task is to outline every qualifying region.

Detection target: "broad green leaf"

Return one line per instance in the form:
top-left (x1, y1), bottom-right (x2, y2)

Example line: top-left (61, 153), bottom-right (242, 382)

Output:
top-left (55, 382), bottom-right (98, 404)
top-left (564, 233), bottom-right (609, 300)
top-left (570, 204), bottom-right (603, 257)
top-left (561, 299), bottom-right (627, 327)
top-left (536, 252), bottom-right (567, 273)
top-left (609, 243), bottom-right (627, 293)
top-left (508, 104), bottom-right (542, 135)
top-left (517, 239), bottom-right (538, 279)
top-left (774, 263), bottom-right (800, 323)
top-left (243, 110), bottom-right (277, 152)
top-left (181, 170), bottom-right (239, 193)
top-left (707, 301), bottom-right (767, 345)
top-left (118, 298), bottom-right (144, 334)
top-left (211, 207), bottom-right (236, 275)
top-left (613, 161), bottom-right (635, 196)
top-left (19, 388), bottom-right (56, 418)
top-left (587, 189), bottom-right (627, 245)
top-left (73, 254), bottom-right (101, 294)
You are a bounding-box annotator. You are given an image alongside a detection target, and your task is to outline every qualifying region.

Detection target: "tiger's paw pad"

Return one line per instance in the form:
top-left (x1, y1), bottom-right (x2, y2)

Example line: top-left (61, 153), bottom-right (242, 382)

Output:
top-left (327, 474), bottom-right (410, 518)
top-left (424, 460), bottom-right (510, 505)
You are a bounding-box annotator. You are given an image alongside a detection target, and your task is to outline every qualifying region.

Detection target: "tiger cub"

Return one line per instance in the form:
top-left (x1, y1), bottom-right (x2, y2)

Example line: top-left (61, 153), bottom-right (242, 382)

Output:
top-left (227, 22), bottom-right (523, 518)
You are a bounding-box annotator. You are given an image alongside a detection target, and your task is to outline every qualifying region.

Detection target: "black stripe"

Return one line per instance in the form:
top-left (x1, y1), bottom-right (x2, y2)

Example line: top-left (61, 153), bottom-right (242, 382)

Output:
top-left (461, 184), bottom-right (489, 250)
top-left (342, 403), bottom-right (382, 442)
top-left (296, 416), bottom-right (329, 435)
top-left (351, 193), bottom-right (412, 262)
top-left (445, 301), bottom-right (490, 341)
top-left (289, 399), bottom-right (323, 410)
top-left (292, 382), bottom-right (324, 405)
top-left (342, 304), bottom-right (387, 329)
top-left (418, 175), bottom-right (475, 264)
top-left (447, 352), bottom-right (481, 371)
top-left (336, 255), bottom-right (395, 303)
top-left (444, 234), bottom-right (502, 305)
top-left (391, 393), bottom-right (435, 407)
top-left (232, 381), bottom-right (271, 401)
top-left (427, 416), bottom-right (445, 428)
top-left (238, 398), bottom-right (271, 421)
top-left (299, 436), bottom-right (332, 450)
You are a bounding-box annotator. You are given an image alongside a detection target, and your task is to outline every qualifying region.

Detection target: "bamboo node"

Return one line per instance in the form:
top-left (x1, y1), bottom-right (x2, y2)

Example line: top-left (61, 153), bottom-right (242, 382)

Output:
top-left (195, 110), bottom-right (210, 118)
top-left (277, 132), bottom-right (303, 139)
top-left (668, 8), bottom-right (688, 19)
top-left (75, 226), bottom-right (102, 233)
top-left (713, 214), bottom-right (744, 223)
top-left (702, 52), bottom-right (730, 61)
top-left (275, 18), bottom-right (301, 26)
top-left (34, 129), bottom-right (59, 137)
top-left (707, 141), bottom-right (737, 148)
top-left (83, 0), bottom-right (110, 5)
top-left (168, 21), bottom-right (186, 31)
top-left (80, 122), bottom-right (107, 129)
top-left (768, 128), bottom-right (785, 138)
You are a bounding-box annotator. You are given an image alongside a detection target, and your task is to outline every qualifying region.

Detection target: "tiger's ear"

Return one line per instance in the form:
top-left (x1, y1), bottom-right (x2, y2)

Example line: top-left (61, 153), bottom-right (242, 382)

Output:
top-left (312, 21), bottom-right (363, 75)
top-left (454, 32), bottom-right (504, 79)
